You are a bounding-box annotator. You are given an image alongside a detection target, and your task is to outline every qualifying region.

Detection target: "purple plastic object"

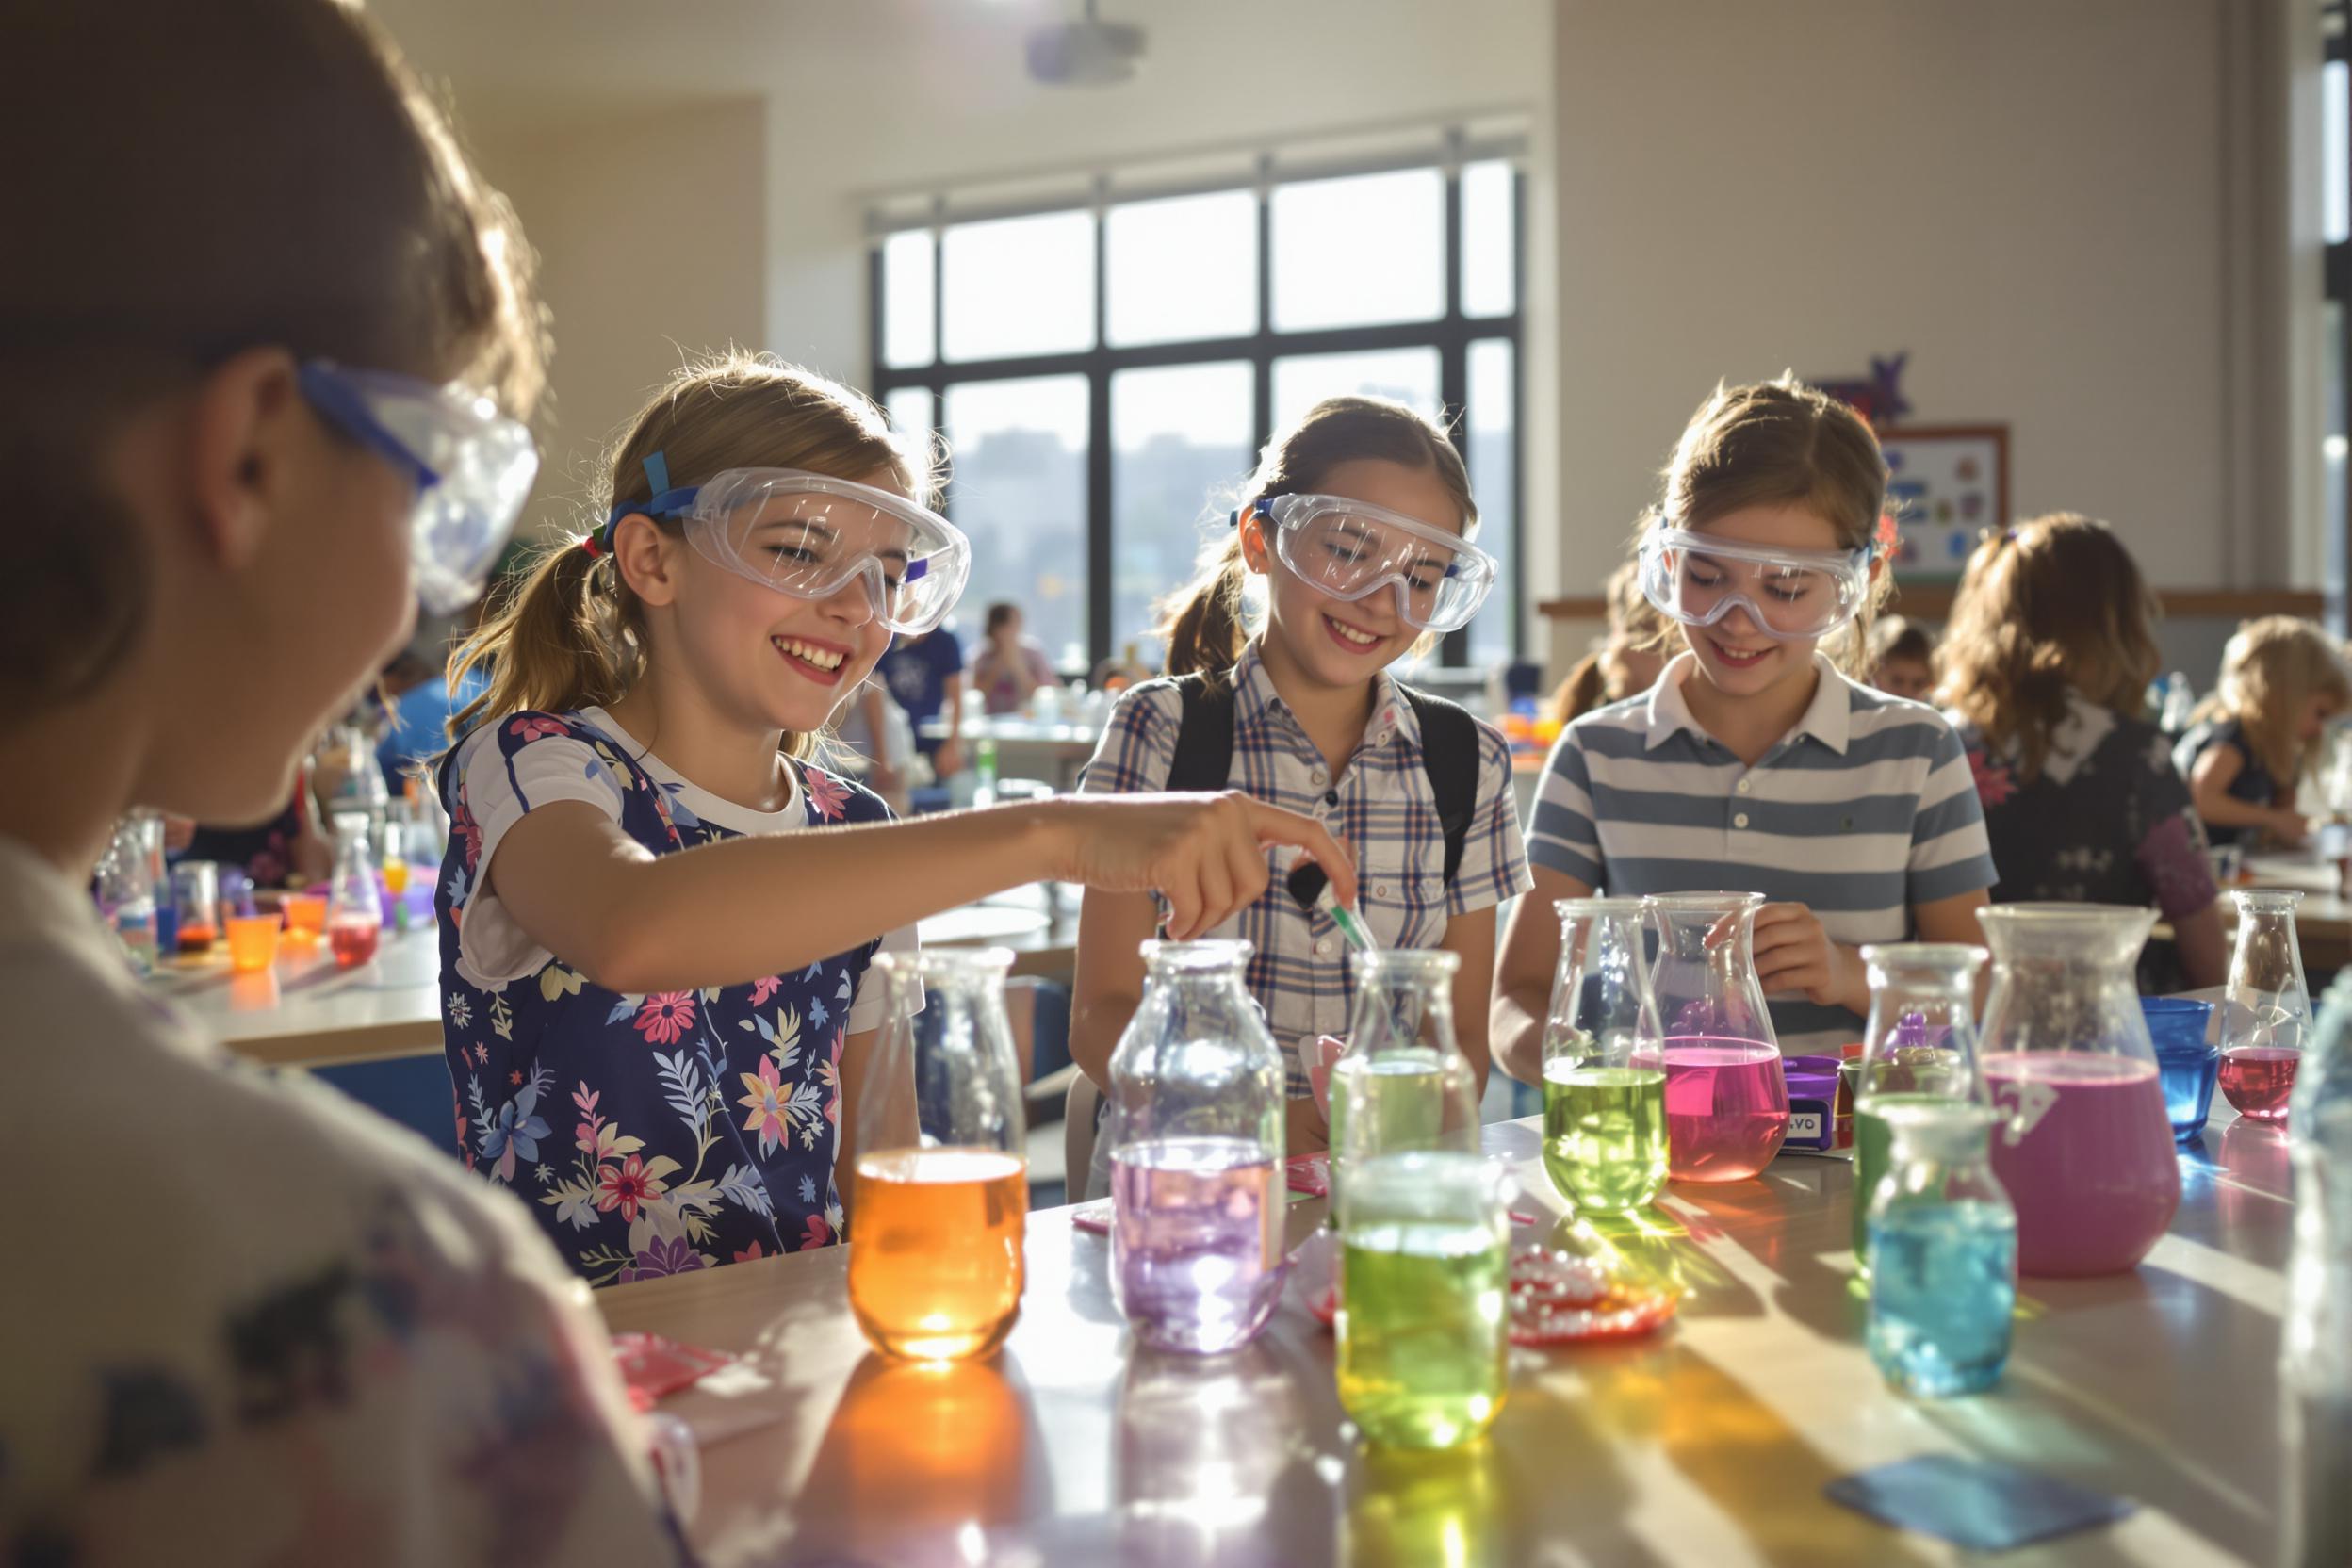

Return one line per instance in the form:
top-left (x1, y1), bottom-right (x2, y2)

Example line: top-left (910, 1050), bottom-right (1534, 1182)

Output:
top-left (1781, 1054), bottom-right (1845, 1151)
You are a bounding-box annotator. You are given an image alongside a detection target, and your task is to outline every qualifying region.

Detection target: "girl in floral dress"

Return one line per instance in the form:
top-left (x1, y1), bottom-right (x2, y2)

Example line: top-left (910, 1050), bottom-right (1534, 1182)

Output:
top-left (435, 353), bottom-right (1353, 1286)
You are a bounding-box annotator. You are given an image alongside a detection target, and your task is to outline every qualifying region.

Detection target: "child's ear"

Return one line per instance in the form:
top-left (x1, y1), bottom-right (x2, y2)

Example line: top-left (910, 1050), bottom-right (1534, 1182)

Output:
top-left (1237, 510), bottom-right (1272, 575)
top-left (188, 347), bottom-right (303, 570)
top-left (612, 514), bottom-right (683, 606)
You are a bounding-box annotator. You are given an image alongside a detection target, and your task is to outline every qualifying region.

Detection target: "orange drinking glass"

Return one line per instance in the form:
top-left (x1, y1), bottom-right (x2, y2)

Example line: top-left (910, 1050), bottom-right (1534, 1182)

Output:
top-left (280, 893), bottom-right (327, 942)
top-left (848, 949), bottom-right (1028, 1362)
top-left (224, 912), bottom-right (283, 973)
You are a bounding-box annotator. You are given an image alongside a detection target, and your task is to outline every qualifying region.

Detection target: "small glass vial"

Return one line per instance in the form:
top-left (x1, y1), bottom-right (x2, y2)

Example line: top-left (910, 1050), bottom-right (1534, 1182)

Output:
top-left (1867, 1102), bottom-right (2017, 1397)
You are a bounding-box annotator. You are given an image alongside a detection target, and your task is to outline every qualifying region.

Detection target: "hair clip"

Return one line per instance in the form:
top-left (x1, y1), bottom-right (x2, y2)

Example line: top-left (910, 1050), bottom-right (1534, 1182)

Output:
top-left (579, 533), bottom-right (606, 560)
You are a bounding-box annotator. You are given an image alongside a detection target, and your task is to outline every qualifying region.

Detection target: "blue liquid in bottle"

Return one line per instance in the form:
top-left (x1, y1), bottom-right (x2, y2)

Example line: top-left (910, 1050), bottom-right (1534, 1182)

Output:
top-left (1867, 1200), bottom-right (2017, 1397)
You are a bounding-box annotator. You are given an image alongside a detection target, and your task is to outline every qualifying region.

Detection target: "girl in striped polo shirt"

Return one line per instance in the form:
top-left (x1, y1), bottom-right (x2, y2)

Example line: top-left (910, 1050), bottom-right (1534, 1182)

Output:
top-left (1494, 378), bottom-right (1996, 1079)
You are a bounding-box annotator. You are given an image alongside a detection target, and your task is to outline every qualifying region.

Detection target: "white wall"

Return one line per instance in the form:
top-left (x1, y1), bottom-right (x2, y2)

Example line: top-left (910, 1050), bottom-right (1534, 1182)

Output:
top-left (468, 99), bottom-right (770, 538)
top-left (1551, 0), bottom-right (2267, 616)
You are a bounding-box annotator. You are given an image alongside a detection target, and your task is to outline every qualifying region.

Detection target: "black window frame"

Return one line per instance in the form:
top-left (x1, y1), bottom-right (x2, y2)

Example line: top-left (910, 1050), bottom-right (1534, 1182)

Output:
top-left (867, 153), bottom-right (1527, 673)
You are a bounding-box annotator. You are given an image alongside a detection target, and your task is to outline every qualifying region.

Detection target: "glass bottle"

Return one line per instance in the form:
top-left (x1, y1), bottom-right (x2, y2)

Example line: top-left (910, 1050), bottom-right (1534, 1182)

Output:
top-left (848, 948), bottom-right (1028, 1362)
top-left (2282, 972), bottom-right (2352, 1566)
top-left (95, 818), bottom-right (158, 976)
top-left (323, 813), bottom-right (383, 968)
top-left (1643, 892), bottom-right (1788, 1182)
top-left (1328, 950), bottom-right (1479, 1217)
top-left (1852, 943), bottom-right (1988, 1264)
top-left (1976, 904), bottom-right (2178, 1276)
top-left (1336, 1148), bottom-right (1511, 1450)
top-left (1104, 939), bottom-right (1288, 1355)
top-left (1866, 1102), bottom-right (2017, 1398)
top-left (2219, 890), bottom-right (2310, 1124)
top-left (1540, 898), bottom-right (1667, 1214)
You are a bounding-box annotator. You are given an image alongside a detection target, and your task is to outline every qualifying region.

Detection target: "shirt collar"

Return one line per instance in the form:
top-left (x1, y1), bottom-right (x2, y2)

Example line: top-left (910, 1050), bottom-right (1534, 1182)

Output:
top-left (1231, 641), bottom-right (1419, 754)
top-left (1643, 648), bottom-right (1854, 757)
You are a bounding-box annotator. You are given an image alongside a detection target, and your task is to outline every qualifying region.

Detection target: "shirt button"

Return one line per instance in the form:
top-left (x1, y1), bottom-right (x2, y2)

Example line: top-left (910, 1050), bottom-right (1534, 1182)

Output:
top-left (1374, 883), bottom-right (1390, 898)
top-left (1310, 768), bottom-right (1329, 786)
top-left (1734, 812), bottom-right (1751, 829)
top-left (1324, 789), bottom-right (1340, 807)
top-left (1736, 778), bottom-right (1753, 794)
top-left (1315, 939), bottom-right (1334, 957)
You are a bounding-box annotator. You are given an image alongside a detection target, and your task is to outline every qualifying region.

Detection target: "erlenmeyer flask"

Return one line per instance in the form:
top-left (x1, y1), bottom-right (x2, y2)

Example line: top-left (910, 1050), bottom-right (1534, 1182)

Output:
top-left (1540, 899), bottom-right (1666, 1213)
top-left (1976, 904), bottom-right (2178, 1276)
top-left (847, 948), bottom-right (1028, 1361)
top-left (1643, 892), bottom-right (1788, 1182)
top-left (2218, 889), bottom-right (2311, 1123)
top-left (1852, 943), bottom-right (1988, 1263)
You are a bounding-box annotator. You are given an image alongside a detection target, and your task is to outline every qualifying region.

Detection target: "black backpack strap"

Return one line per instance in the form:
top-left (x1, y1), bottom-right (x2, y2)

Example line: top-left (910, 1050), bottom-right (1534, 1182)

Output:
top-left (1401, 686), bottom-right (1479, 889)
top-left (1164, 671), bottom-right (1239, 793)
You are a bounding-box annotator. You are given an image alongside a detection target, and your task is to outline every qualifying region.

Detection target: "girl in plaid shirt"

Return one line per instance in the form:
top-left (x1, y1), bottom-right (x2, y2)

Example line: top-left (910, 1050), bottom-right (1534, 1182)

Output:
top-left (1071, 397), bottom-right (1532, 1190)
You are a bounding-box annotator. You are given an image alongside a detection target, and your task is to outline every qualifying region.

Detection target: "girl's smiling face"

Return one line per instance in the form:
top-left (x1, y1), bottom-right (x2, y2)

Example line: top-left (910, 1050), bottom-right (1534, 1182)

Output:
top-left (653, 469), bottom-right (907, 738)
top-left (1671, 501), bottom-right (1856, 699)
top-left (1244, 456), bottom-right (1467, 688)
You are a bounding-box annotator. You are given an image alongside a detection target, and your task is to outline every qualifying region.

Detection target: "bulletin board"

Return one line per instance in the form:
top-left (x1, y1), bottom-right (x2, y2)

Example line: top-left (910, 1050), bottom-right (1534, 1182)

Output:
top-left (1879, 425), bottom-right (2008, 584)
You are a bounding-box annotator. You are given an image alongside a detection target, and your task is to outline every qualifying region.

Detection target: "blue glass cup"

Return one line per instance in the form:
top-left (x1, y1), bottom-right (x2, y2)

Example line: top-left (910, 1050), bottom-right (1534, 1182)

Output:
top-left (2140, 996), bottom-right (2218, 1143)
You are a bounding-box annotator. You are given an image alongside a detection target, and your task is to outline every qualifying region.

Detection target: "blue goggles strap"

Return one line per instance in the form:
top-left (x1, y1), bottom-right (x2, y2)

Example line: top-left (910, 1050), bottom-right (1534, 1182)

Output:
top-left (298, 363), bottom-right (443, 492)
top-left (599, 451), bottom-right (698, 550)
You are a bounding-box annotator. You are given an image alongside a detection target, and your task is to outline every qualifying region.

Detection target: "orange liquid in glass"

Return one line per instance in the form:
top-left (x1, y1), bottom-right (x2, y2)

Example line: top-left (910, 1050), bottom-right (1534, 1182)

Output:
top-left (849, 1147), bottom-right (1027, 1361)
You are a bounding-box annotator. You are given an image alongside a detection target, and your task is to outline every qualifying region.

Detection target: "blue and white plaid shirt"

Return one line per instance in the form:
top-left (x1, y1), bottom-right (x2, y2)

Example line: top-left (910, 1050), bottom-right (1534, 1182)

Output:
top-left (1079, 643), bottom-right (1531, 1094)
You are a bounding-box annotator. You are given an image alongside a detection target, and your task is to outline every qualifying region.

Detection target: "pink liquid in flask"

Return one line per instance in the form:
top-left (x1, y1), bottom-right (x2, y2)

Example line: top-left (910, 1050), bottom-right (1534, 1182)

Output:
top-left (1662, 1037), bottom-right (1789, 1182)
top-left (1983, 1052), bottom-right (2179, 1276)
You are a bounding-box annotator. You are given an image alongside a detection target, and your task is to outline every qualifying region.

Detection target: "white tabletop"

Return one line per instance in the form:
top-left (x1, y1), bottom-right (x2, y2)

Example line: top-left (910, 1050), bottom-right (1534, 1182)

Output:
top-left (151, 923), bottom-right (445, 1068)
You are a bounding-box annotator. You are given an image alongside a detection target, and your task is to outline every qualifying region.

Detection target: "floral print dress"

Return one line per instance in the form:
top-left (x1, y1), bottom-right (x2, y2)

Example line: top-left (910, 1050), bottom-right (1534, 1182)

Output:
top-left (434, 708), bottom-right (909, 1287)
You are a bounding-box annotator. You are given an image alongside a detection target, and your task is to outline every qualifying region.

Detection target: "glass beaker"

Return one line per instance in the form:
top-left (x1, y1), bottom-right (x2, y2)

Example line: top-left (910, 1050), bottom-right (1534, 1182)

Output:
top-left (1852, 943), bottom-right (1988, 1264)
top-left (323, 813), bottom-right (383, 968)
top-left (1336, 1149), bottom-right (1510, 1449)
top-left (1328, 950), bottom-right (1480, 1219)
top-left (1644, 892), bottom-right (1788, 1182)
top-left (1104, 939), bottom-right (1288, 1355)
top-left (2218, 889), bottom-right (2310, 1123)
top-left (848, 948), bottom-right (1029, 1362)
top-left (1976, 904), bottom-right (2179, 1276)
top-left (1539, 899), bottom-right (1666, 1214)
top-left (1866, 1102), bottom-right (2017, 1398)
top-left (170, 859), bottom-right (220, 956)
top-left (2141, 996), bottom-right (2219, 1143)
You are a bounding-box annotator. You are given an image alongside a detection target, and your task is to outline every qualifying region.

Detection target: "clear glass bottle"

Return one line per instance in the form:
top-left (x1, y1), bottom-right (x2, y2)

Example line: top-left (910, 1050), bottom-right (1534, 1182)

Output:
top-left (1976, 904), bottom-right (2178, 1276)
top-left (1328, 950), bottom-right (1479, 1218)
top-left (1104, 939), bottom-right (1288, 1355)
top-left (1540, 898), bottom-right (1666, 1214)
top-left (323, 812), bottom-right (383, 969)
top-left (1852, 943), bottom-right (1988, 1264)
top-left (2283, 972), bottom-right (2352, 1566)
top-left (95, 817), bottom-right (157, 975)
top-left (1336, 1148), bottom-right (1511, 1450)
top-left (1643, 891), bottom-right (1788, 1182)
top-left (848, 948), bottom-right (1028, 1362)
top-left (2219, 889), bottom-right (2310, 1124)
top-left (1866, 1102), bottom-right (2017, 1398)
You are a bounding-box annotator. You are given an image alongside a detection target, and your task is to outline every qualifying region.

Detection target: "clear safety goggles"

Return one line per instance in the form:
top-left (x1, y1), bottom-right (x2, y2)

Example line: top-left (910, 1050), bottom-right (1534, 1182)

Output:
top-left (298, 361), bottom-right (540, 615)
top-left (607, 460), bottom-right (971, 636)
top-left (1636, 526), bottom-right (1873, 642)
top-left (1237, 492), bottom-right (1496, 635)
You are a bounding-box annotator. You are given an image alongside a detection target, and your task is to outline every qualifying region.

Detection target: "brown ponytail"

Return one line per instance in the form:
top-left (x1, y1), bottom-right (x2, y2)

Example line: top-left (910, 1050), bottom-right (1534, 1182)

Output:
top-left (1156, 394), bottom-right (1476, 686)
top-left (449, 351), bottom-right (931, 750)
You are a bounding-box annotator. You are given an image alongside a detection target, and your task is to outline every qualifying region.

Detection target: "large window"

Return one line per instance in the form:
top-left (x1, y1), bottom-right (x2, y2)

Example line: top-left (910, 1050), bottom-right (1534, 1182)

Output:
top-left (2328, 1), bottom-right (2348, 629)
top-left (870, 146), bottom-right (1526, 674)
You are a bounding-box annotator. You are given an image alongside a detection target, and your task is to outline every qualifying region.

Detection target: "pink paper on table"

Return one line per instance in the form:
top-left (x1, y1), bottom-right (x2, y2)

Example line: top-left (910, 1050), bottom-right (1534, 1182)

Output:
top-left (611, 1331), bottom-right (736, 1413)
